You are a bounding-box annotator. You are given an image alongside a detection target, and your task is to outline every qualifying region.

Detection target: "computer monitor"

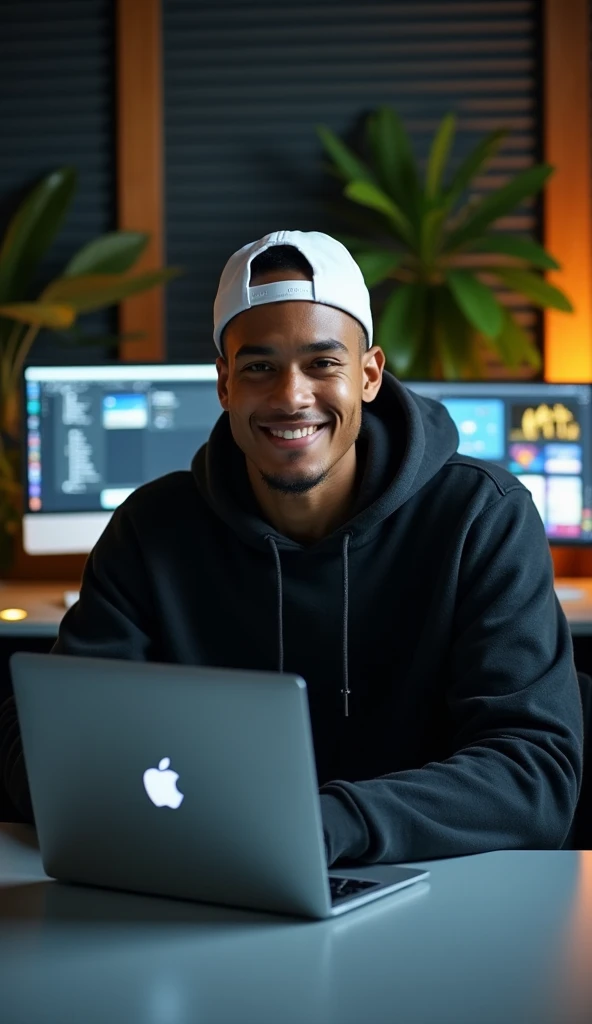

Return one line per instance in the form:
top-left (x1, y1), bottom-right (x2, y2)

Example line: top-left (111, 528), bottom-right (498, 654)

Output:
top-left (23, 364), bottom-right (221, 555)
top-left (405, 380), bottom-right (592, 544)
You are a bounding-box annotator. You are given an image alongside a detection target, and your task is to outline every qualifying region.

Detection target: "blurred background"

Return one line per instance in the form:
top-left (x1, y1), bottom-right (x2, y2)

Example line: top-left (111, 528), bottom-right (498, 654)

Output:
top-left (1, 0), bottom-right (587, 373)
top-left (0, 0), bottom-right (590, 582)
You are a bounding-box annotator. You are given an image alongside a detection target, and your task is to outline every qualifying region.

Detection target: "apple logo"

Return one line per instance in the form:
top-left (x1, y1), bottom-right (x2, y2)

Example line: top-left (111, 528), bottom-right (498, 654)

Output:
top-left (143, 757), bottom-right (184, 809)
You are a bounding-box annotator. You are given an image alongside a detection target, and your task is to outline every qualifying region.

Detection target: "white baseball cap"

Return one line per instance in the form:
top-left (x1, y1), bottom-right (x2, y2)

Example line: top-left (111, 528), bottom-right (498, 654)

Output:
top-left (213, 229), bottom-right (373, 353)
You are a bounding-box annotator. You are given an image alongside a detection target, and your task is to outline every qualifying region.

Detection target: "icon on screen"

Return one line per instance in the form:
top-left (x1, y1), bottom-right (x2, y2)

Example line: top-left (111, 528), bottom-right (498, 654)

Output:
top-left (543, 444), bottom-right (582, 474)
top-left (441, 399), bottom-right (505, 460)
top-left (510, 403), bottom-right (581, 443)
top-left (509, 443), bottom-right (544, 473)
top-left (102, 394), bottom-right (148, 430)
top-left (546, 476), bottom-right (583, 538)
top-left (516, 474), bottom-right (546, 525)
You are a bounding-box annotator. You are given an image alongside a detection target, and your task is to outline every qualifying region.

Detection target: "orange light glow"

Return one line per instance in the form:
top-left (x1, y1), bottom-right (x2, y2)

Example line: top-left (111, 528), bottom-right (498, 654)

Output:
top-left (0, 608), bottom-right (28, 622)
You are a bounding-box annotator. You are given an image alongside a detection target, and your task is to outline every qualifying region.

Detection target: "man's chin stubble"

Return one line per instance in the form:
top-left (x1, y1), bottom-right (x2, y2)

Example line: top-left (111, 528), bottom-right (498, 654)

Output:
top-left (260, 470), bottom-right (328, 495)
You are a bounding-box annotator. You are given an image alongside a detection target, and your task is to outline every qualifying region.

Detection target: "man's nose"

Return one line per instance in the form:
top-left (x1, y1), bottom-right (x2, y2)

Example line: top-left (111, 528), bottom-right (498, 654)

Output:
top-left (268, 369), bottom-right (315, 409)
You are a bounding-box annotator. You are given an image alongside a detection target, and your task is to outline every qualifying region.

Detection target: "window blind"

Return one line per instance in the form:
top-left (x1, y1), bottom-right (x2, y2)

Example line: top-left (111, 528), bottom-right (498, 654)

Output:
top-left (0, 0), bottom-right (116, 363)
top-left (164, 0), bottom-right (541, 369)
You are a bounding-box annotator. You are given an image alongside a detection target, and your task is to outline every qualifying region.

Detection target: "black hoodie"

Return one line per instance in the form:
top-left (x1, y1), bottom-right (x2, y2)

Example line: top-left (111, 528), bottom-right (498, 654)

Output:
top-left (0, 373), bottom-right (584, 861)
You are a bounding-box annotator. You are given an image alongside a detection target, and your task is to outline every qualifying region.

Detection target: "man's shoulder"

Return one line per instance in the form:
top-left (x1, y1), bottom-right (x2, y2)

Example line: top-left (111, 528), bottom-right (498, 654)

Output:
top-left (129, 469), bottom-right (196, 501)
top-left (118, 470), bottom-right (204, 525)
top-left (442, 453), bottom-right (528, 499)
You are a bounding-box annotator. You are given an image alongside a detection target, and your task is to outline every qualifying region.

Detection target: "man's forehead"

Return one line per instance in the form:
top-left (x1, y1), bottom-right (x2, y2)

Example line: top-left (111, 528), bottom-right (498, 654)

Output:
top-left (233, 339), bottom-right (350, 360)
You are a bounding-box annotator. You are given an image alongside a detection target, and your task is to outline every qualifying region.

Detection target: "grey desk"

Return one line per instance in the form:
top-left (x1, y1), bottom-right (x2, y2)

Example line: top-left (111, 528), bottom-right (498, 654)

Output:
top-left (0, 824), bottom-right (591, 1024)
top-left (2, 577), bottom-right (592, 637)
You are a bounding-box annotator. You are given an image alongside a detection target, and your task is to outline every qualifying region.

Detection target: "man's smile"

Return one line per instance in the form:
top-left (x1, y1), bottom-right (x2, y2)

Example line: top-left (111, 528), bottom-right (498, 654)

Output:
top-left (257, 422), bottom-right (330, 449)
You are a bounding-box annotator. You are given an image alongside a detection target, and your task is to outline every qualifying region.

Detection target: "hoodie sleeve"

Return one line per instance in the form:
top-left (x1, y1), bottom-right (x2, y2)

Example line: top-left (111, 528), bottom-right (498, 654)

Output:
top-left (0, 504), bottom-right (155, 822)
top-left (320, 487), bottom-right (584, 865)
top-left (51, 502), bottom-right (157, 660)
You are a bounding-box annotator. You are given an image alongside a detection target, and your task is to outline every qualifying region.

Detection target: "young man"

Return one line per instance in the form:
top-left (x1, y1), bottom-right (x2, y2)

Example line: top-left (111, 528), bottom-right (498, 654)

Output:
top-left (0, 230), bottom-right (583, 864)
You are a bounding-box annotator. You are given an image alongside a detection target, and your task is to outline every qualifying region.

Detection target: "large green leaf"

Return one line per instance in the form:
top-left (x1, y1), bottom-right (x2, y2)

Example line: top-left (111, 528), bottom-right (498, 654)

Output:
top-left (489, 307), bottom-right (541, 370)
top-left (433, 286), bottom-right (472, 379)
top-left (421, 207), bottom-right (448, 264)
top-left (443, 129), bottom-right (507, 211)
top-left (64, 232), bottom-right (149, 277)
top-left (42, 267), bottom-right (182, 313)
top-left (316, 125), bottom-right (375, 185)
top-left (344, 181), bottom-right (416, 247)
top-left (446, 270), bottom-right (504, 339)
top-left (0, 166), bottom-right (77, 303)
top-left (426, 114), bottom-right (456, 200)
top-left (467, 233), bottom-right (560, 270)
top-left (366, 107), bottom-right (419, 216)
top-left (492, 268), bottom-right (573, 311)
top-left (445, 164), bottom-right (554, 251)
top-left (377, 283), bottom-right (426, 375)
top-left (354, 250), bottom-right (403, 287)
top-left (0, 302), bottom-right (75, 329)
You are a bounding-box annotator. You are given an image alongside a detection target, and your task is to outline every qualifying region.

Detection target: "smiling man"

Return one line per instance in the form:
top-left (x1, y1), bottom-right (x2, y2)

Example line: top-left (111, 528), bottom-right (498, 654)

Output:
top-left (0, 230), bottom-right (583, 863)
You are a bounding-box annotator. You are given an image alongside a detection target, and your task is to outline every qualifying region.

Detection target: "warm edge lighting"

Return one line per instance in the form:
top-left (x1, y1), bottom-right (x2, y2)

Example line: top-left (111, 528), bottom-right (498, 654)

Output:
top-left (0, 608), bottom-right (28, 622)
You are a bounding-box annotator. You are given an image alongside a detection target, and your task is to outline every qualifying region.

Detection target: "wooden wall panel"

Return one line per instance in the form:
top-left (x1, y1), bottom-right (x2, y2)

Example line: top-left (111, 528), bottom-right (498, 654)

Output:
top-left (543, 0), bottom-right (592, 385)
top-left (116, 0), bottom-right (165, 362)
top-left (544, 0), bottom-right (592, 577)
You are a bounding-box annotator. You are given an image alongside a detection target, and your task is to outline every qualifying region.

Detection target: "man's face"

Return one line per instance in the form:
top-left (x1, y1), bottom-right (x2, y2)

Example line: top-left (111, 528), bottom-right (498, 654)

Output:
top-left (216, 270), bottom-right (384, 494)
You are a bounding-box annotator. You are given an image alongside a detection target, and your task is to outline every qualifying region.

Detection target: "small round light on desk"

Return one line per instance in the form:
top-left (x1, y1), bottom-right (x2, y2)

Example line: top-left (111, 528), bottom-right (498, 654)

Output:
top-left (0, 608), bottom-right (28, 622)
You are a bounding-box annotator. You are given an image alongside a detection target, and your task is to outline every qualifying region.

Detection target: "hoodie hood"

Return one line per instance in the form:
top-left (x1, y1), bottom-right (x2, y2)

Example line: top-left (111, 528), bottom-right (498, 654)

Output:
top-left (192, 371), bottom-right (459, 552)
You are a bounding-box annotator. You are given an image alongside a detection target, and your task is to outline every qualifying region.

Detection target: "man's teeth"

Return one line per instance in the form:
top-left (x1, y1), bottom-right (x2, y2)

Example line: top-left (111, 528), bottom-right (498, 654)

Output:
top-left (268, 425), bottom-right (320, 439)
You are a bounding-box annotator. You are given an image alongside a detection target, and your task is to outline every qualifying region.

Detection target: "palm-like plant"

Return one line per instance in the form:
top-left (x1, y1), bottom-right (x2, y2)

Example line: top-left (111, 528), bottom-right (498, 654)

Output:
top-left (0, 166), bottom-right (180, 569)
top-left (317, 109), bottom-right (573, 379)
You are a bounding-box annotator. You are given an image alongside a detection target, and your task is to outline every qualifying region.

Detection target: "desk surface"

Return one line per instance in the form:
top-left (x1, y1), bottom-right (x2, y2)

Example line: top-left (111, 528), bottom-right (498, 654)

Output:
top-left (0, 580), bottom-right (78, 637)
top-left (0, 824), bottom-right (591, 1024)
top-left (3, 577), bottom-right (592, 638)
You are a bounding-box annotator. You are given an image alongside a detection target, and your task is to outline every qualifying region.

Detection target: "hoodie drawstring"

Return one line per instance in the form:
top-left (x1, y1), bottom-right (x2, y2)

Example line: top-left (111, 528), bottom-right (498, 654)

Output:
top-left (341, 532), bottom-right (351, 717)
top-left (266, 533), bottom-right (352, 717)
top-left (267, 536), bottom-right (284, 674)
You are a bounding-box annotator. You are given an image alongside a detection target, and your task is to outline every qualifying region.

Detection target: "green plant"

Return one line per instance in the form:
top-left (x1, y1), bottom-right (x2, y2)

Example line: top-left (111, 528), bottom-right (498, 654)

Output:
top-left (0, 166), bottom-right (181, 571)
top-left (317, 109), bottom-right (573, 379)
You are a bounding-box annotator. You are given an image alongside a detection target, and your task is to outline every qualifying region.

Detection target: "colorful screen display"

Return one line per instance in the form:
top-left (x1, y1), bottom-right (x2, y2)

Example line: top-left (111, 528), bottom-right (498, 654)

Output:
top-left (405, 382), bottom-right (592, 543)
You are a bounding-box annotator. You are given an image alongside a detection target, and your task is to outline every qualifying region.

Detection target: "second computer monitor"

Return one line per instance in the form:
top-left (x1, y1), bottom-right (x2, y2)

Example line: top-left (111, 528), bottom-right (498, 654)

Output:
top-left (405, 380), bottom-right (592, 544)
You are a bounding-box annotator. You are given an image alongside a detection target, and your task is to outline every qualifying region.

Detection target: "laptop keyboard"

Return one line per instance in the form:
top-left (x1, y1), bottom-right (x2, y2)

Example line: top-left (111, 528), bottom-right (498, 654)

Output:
top-left (329, 876), bottom-right (381, 903)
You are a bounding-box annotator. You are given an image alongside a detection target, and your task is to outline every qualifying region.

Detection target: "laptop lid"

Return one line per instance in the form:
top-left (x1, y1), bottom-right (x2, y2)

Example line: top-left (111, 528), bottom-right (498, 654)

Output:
top-left (10, 653), bottom-right (332, 918)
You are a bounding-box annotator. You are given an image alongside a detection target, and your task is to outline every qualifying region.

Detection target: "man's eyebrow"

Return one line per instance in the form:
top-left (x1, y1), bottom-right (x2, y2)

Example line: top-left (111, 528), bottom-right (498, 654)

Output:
top-left (234, 339), bottom-right (349, 360)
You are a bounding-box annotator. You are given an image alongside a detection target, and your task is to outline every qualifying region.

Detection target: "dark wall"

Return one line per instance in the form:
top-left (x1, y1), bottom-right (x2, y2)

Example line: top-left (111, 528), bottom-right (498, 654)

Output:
top-left (0, 0), bottom-right (116, 363)
top-left (163, 0), bottom-right (541, 364)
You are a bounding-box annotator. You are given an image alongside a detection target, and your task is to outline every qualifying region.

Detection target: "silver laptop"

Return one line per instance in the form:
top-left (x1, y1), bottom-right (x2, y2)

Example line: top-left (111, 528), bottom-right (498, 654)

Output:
top-left (10, 653), bottom-right (429, 919)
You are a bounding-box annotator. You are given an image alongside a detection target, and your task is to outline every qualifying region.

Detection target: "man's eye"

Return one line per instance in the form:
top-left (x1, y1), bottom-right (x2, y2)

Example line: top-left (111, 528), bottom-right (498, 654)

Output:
top-left (244, 362), bottom-right (272, 372)
top-left (313, 359), bottom-right (338, 368)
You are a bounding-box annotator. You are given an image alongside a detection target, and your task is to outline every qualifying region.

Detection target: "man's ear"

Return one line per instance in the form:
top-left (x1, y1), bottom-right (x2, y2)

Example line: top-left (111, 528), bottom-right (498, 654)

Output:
top-left (216, 356), bottom-right (229, 410)
top-left (362, 346), bottom-right (386, 403)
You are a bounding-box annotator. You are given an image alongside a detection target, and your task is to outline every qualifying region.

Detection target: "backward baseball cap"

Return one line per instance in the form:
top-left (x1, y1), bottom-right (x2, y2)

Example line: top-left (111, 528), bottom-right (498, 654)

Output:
top-left (212, 229), bottom-right (373, 353)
